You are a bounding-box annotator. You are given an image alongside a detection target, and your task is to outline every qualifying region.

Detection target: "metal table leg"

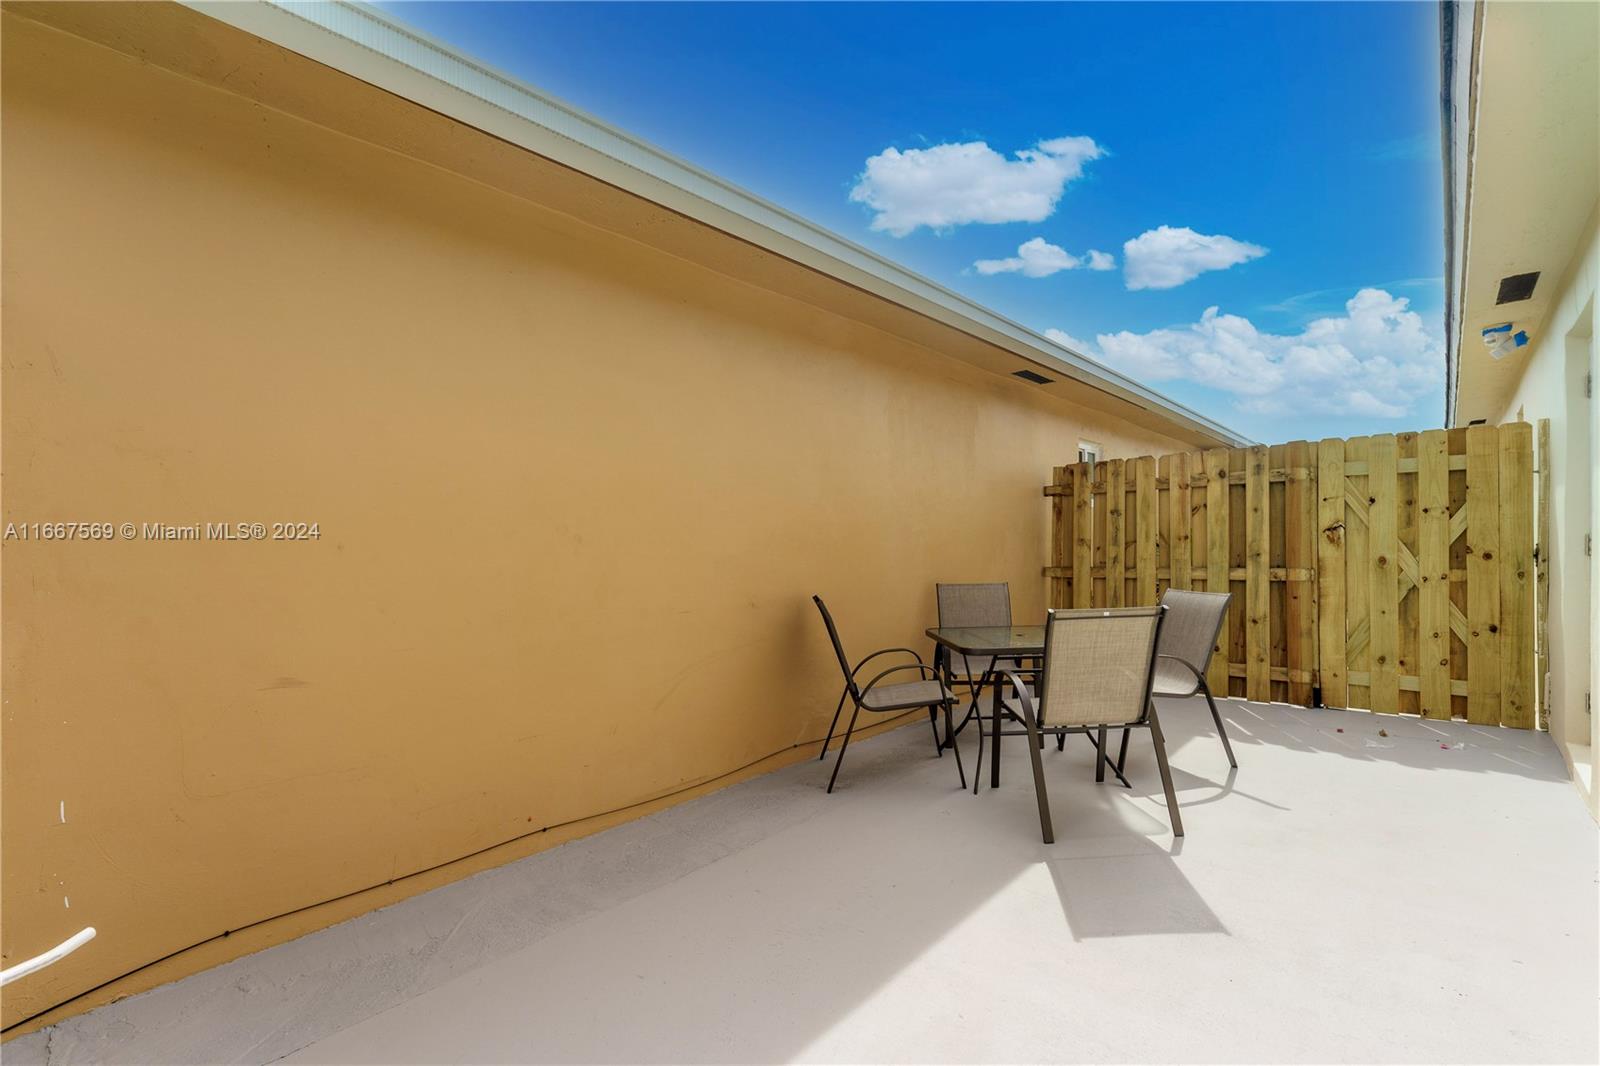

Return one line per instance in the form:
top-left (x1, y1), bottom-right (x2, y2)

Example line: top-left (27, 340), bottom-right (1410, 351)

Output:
top-left (989, 669), bottom-right (1003, 789)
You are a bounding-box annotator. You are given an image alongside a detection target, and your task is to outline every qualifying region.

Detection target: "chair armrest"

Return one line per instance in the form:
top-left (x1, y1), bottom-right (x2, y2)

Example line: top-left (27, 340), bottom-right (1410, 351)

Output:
top-left (851, 647), bottom-right (924, 676)
top-left (858, 662), bottom-right (943, 699)
top-left (993, 668), bottom-right (1037, 715)
top-left (1156, 654), bottom-right (1206, 681)
top-left (994, 668), bottom-right (1042, 732)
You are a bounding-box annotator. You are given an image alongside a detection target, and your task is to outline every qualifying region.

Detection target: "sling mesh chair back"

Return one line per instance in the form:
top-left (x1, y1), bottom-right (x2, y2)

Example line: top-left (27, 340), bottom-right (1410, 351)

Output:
top-left (813, 596), bottom-right (964, 793)
top-left (935, 582), bottom-right (1012, 681)
top-left (995, 606), bottom-right (1183, 843)
top-left (934, 582), bottom-right (1016, 771)
top-left (1038, 608), bottom-right (1163, 729)
top-left (1151, 588), bottom-right (1236, 768)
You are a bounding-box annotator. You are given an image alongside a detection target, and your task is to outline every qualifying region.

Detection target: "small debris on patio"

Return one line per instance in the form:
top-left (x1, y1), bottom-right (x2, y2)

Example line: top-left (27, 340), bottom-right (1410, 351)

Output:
top-left (1378, 729), bottom-right (1388, 737)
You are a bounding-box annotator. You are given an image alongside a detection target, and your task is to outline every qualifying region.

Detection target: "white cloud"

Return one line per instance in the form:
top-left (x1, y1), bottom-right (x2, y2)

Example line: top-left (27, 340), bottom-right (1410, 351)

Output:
top-left (1044, 328), bottom-right (1095, 354)
top-left (976, 238), bottom-right (1079, 277)
top-left (1122, 225), bottom-right (1267, 290)
top-left (850, 136), bottom-right (1104, 237)
top-left (975, 239), bottom-right (1116, 278)
top-left (1082, 288), bottom-right (1443, 417)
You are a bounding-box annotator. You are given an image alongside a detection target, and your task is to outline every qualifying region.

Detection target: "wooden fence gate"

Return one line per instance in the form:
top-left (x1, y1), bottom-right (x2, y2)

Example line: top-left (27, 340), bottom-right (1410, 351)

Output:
top-left (1044, 424), bottom-right (1537, 728)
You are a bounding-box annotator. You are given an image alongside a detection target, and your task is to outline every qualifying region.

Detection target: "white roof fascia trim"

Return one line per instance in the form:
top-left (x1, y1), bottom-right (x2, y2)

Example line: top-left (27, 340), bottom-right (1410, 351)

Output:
top-left (1441, 0), bottom-right (1482, 428)
top-left (180, 0), bottom-right (1250, 447)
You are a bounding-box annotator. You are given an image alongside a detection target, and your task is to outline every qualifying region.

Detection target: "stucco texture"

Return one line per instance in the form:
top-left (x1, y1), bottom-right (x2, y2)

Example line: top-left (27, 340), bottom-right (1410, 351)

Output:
top-left (1492, 207), bottom-right (1599, 817)
top-left (0, 10), bottom-right (1186, 1030)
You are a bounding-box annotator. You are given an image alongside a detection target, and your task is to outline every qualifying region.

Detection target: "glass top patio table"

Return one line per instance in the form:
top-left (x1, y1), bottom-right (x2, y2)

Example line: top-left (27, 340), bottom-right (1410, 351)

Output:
top-left (925, 625), bottom-right (1043, 794)
top-left (924, 625), bottom-right (1045, 657)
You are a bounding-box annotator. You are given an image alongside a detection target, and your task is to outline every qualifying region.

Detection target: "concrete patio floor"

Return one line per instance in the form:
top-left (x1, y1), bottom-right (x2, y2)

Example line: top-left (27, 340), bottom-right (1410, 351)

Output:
top-left (8, 698), bottom-right (1598, 1064)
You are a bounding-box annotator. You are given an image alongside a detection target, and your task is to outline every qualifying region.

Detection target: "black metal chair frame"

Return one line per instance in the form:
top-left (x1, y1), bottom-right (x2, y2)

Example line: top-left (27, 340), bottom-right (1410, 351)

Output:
top-left (991, 608), bottom-right (1183, 843)
top-left (1147, 655), bottom-right (1236, 768)
top-left (939, 654), bottom-right (1043, 743)
top-left (814, 596), bottom-right (965, 793)
top-left (1068, 591), bottom-right (1237, 777)
top-left (931, 640), bottom-right (1096, 799)
top-left (935, 584), bottom-right (1012, 743)
top-left (941, 647), bottom-right (1106, 799)
top-left (1060, 656), bottom-right (1232, 777)
top-left (931, 584), bottom-right (1043, 781)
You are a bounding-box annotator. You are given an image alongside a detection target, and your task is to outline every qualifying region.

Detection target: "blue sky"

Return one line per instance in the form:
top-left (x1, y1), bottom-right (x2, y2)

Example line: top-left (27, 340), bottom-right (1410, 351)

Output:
top-left (384, 1), bottom-right (1446, 443)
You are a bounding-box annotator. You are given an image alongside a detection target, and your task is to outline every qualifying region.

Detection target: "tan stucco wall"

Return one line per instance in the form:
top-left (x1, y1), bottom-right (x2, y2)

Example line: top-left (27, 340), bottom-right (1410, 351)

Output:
top-left (0, 13), bottom-right (1190, 1029)
top-left (1451, 2), bottom-right (1600, 426)
top-left (1492, 207), bottom-right (1599, 820)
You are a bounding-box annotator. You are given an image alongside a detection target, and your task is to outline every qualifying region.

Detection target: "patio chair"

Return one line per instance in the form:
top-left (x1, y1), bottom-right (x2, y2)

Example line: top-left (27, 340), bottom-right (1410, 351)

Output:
top-left (995, 606), bottom-right (1182, 842)
top-left (1058, 589), bottom-right (1237, 774)
top-left (934, 583), bottom-right (1031, 763)
top-left (1150, 588), bottom-right (1236, 768)
top-left (814, 596), bottom-right (965, 793)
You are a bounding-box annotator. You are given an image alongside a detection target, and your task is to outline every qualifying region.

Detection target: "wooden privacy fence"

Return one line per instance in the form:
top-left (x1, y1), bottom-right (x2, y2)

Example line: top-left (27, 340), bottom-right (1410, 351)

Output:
top-left (1043, 424), bottom-right (1537, 728)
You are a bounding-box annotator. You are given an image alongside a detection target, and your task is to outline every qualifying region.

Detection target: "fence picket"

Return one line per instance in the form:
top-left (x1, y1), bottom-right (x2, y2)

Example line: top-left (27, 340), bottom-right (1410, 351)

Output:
top-left (1245, 445), bottom-right (1271, 701)
top-left (1072, 463), bottom-right (1092, 609)
top-left (1105, 458), bottom-right (1126, 607)
top-left (1204, 447), bottom-right (1231, 696)
top-left (1396, 433), bottom-right (1421, 716)
top-left (1367, 434), bottom-right (1401, 713)
top-left (1417, 429), bottom-right (1452, 719)
top-left (1269, 443), bottom-right (1289, 703)
top-left (1093, 460), bottom-right (1110, 607)
top-left (1135, 457), bottom-right (1158, 605)
top-left (1284, 441), bottom-right (1315, 705)
top-left (1448, 428), bottom-right (1470, 719)
top-left (1316, 438), bottom-right (1349, 709)
top-left (1344, 436), bottom-right (1372, 710)
top-left (1050, 465), bottom-right (1070, 609)
top-left (1498, 422), bottom-right (1534, 729)
top-left (1171, 452), bottom-right (1193, 591)
top-left (1465, 425), bottom-right (1501, 725)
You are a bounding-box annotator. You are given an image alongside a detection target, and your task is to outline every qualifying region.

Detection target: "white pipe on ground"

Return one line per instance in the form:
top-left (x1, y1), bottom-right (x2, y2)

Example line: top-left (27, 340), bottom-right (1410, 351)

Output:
top-left (0, 927), bottom-right (96, 987)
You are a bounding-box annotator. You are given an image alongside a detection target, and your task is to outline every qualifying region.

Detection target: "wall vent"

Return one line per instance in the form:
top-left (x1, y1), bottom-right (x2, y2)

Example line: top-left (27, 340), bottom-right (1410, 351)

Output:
top-left (1012, 369), bottom-right (1052, 385)
top-left (1495, 271), bottom-right (1540, 304)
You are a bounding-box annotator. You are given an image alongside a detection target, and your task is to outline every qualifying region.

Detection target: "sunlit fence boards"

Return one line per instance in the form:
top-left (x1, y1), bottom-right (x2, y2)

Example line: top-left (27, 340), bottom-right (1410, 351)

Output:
top-left (1043, 423), bottom-right (1537, 727)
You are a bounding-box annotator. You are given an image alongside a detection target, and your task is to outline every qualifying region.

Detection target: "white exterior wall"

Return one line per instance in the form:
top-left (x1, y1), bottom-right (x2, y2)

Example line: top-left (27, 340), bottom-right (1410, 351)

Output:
top-left (1496, 206), bottom-right (1600, 819)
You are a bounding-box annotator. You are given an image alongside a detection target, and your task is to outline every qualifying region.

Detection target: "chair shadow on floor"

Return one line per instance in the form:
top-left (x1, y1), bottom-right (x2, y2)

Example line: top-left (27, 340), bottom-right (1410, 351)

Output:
top-left (1045, 837), bottom-right (1228, 940)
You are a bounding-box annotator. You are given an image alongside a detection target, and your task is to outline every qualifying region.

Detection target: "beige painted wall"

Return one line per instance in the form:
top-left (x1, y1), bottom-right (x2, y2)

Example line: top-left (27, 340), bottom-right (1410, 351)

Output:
top-left (0, 14), bottom-right (1191, 1029)
top-left (1493, 208), bottom-right (1600, 820)
top-left (1451, 1), bottom-right (1600, 425)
